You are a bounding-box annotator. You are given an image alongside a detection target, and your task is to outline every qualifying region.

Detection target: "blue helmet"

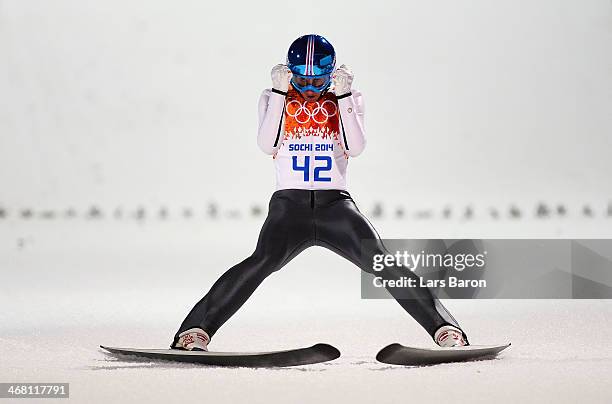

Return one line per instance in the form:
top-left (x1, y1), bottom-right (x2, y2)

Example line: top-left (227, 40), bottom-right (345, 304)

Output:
top-left (287, 34), bottom-right (336, 94)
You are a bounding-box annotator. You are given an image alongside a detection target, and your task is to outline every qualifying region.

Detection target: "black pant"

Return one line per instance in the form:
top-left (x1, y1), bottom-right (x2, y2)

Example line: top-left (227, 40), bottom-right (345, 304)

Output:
top-left (173, 189), bottom-right (463, 345)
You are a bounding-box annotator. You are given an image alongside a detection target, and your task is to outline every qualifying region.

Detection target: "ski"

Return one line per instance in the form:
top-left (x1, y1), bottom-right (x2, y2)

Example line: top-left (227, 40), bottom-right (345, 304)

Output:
top-left (376, 343), bottom-right (511, 366)
top-left (100, 343), bottom-right (340, 368)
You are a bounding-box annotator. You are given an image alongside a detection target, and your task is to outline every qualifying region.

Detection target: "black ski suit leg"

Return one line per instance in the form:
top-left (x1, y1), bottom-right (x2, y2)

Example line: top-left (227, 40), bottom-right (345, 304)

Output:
top-left (315, 196), bottom-right (463, 339)
top-left (174, 192), bottom-right (313, 343)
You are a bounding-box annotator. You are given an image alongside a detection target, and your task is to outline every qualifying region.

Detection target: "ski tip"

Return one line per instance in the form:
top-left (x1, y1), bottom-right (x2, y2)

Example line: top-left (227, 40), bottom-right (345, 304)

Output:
top-left (375, 343), bottom-right (402, 362)
top-left (312, 343), bottom-right (341, 360)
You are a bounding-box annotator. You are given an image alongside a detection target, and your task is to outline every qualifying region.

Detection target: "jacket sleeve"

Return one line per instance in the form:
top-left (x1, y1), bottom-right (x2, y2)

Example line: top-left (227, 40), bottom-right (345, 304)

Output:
top-left (257, 89), bottom-right (285, 155)
top-left (337, 90), bottom-right (366, 157)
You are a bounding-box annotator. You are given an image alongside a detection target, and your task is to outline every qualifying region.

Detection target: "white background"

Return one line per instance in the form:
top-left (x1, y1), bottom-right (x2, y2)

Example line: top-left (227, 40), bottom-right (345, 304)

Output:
top-left (0, 0), bottom-right (611, 209)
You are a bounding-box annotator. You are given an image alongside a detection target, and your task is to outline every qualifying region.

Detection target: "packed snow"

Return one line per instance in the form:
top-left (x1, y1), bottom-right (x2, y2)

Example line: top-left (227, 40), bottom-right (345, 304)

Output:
top-left (1, 216), bottom-right (611, 403)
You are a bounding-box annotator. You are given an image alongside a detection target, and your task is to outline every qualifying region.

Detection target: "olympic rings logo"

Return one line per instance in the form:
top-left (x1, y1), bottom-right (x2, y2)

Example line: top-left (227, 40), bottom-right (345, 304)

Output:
top-left (286, 100), bottom-right (338, 124)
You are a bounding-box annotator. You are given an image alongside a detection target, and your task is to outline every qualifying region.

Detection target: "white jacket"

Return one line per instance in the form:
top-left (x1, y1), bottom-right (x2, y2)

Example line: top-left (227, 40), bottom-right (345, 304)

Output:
top-left (257, 89), bottom-right (366, 190)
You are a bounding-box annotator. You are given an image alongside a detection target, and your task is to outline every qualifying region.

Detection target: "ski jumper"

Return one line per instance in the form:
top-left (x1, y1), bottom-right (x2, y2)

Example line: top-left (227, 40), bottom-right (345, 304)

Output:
top-left (173, 86), bottom-right (464, 345)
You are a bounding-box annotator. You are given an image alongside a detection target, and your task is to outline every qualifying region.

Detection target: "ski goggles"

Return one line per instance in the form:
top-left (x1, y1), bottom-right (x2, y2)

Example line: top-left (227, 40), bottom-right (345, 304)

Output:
top-left (291, 74), bottom-right (332, 94)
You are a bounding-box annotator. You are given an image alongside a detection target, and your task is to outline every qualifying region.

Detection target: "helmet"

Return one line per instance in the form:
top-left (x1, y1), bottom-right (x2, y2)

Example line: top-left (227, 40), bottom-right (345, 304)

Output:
top-left (286, 34), bottom-right (336, 94)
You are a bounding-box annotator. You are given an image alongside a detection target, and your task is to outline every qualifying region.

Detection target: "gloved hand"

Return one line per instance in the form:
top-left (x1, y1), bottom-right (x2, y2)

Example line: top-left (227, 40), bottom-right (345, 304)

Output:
top-left (271, 64), bottom-right (292, 92)
top-left (333, 64), bottom-right (354, 96)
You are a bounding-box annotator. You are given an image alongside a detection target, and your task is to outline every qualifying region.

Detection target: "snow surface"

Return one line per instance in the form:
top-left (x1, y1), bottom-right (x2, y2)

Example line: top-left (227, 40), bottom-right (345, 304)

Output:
top-left (1, 217), bottom-right (611, 403)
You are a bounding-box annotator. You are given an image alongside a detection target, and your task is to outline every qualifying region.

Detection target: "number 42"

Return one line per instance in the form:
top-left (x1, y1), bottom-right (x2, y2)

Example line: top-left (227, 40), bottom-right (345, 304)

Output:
top-left (292, 156), bottom-right (332, 182)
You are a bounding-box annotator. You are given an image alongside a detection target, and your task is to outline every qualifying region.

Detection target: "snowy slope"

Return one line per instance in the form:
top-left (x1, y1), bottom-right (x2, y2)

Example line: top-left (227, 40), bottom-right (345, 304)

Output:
top-left (1, 217), bottom-right (611, 403)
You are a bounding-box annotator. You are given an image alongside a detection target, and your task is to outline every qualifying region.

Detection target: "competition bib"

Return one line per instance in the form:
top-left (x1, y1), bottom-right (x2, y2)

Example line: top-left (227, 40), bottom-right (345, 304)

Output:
top-left (274, 86), bottom-right (348, 190)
